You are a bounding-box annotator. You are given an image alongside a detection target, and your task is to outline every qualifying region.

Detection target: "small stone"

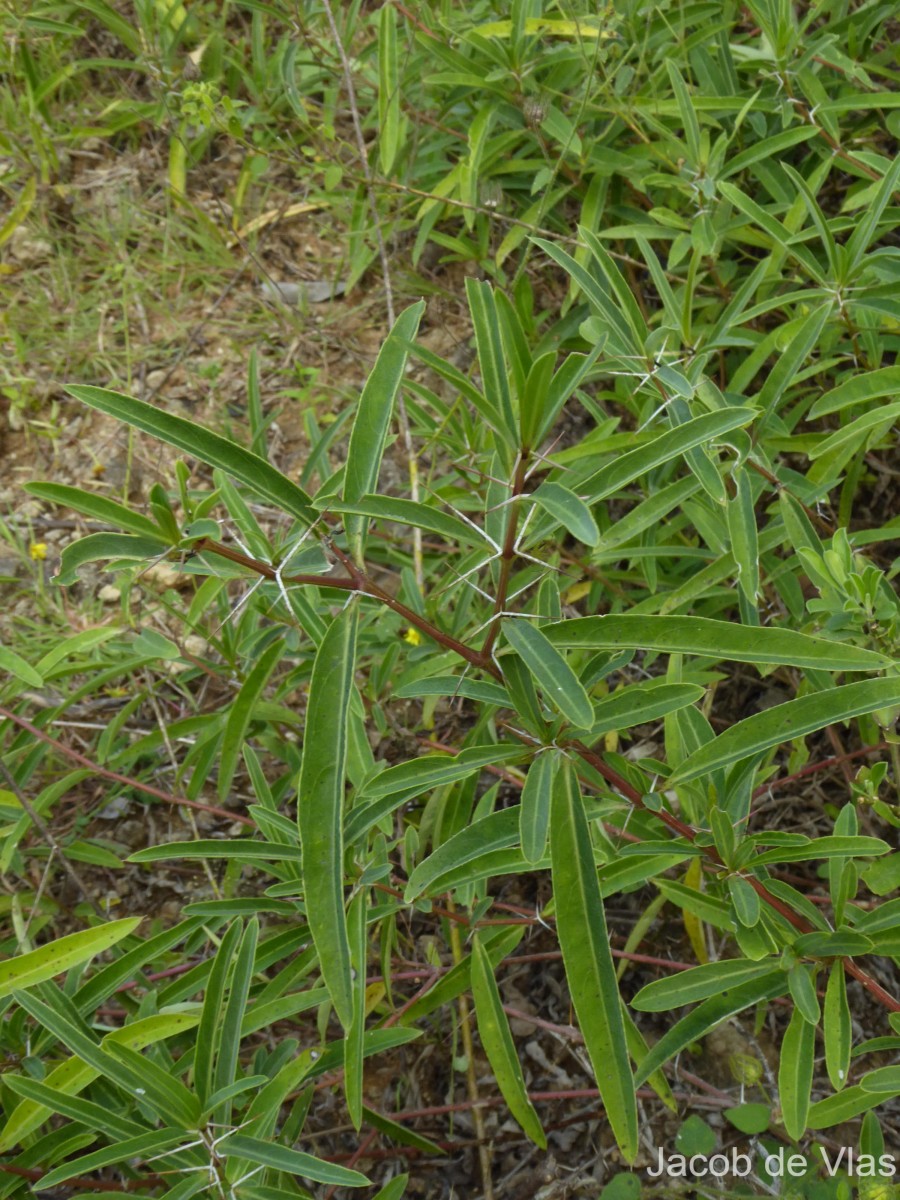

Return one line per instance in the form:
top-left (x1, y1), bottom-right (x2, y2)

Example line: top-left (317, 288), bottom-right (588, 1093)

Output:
top-left (142, 561), bottom-right (183, 590)
top-left (98, 585), bottom-right (121, 602)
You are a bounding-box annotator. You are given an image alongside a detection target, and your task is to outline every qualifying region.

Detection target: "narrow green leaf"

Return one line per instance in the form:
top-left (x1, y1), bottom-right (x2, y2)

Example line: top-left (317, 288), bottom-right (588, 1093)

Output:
top-left (718, 181), bottom-right (822, 278)
top-left (754, 836), bottom-right (887, 866)
top-left (0, 645), bottom-right (44, 688)
top-left (824, 960), bottom-right (851, 1092)
top-left (24, 482), bottom-right (163, 538)
top-left (212, 919), bottom-right (259, 1123)
top-left (371, 1174), bottom-right (410, 1200)
top-left (363, 1106), bottom-right (443, 1154)
top-left (37, 1129), bottom-right (190, 1190)
top-left (377, 3), bottom-right (401, 173)
top-left (319, 495), bottom-right (493, 547)
top-left (520, 750), bottom-right (558, 864)
top-left (66, 385), bottom-right (317, 526)
top-left (729, 876), bottom-right (761, 927)
top-left (298, 604), bottom-right (358, 1029)
top-left (808, 403), bottom-right (900, 461)
top-left (347, 746), bottom-right (527, 843)
top-left (55, 532), bottom-right (170, 586)
top-left (544, 614), bottom-right (890, 670)
top-left (471, 936), bottom-right (546, 1147)
top-left (595, 477), bottom-right (698, 552)
top-left (220, 1135), bottom-right (369, 1187)
top-left (670, 679), bottom-right (900, 783)
top-left (465, 279), bottom-right (517, 446)
top-left (666, 61), bottom-right (701, 163)
top-left (807, 1085), bottom-right (886, 1130)
top-left (129, 841), bottom-right (304, 864)
top-left (405, 808), bottom-right (519, 900)
top-left (788, 964), bottom-right (821, 1025)
top-left (860, 1066), bottom-right (900, 1094)
top-left (781, 162), bottom-right (840, 278)
top-left (535, 342), bottom-right (605, 445)
top-left (809, 366), bottom-right (900, 419)
top-left (520, 350), bottom-right (556, 450)
top-left (756, 303), bottom-right (831, 417)
top-left (343, 301), bottom-right (425, 559)
top-left (582, 228), bottom-right (649, 347)
top-left (532, 238), bottom-right (636, 354)
top-left (634, 972), bottom-right (788, 1085)
top-left (793, 931), bottom-right (873, 957)
top-left (590, 681), bottom-right (703, 738)
top-left (218, 643), bottom-right (281, 800)
top-left (580, 409), bottom-right (755, 503)
top-left (193, 919), bottom-right (242, 1106)
top-left (3, 1074), bottom-right (147, 1142)
top-left (846, 155), bottom-right (900, 271)
top-left (0, 918), bottom-right (141, 1001)
top-left (779, 1007), bottom-right (815, 1139)
top-left (632, 959), bottom-right (775, 1012)
top-left (502, 619), bottom-right (594, 729)
top-left (344, 891), bottom-right (367, 1130)
top-left (726, 468), bottom-right (759, 603)
top-left (532, 481), bottom-right (599, 547)
top-left (0, 1012), bottom-right (200, 1152)
top-left (551, 760), bottom-right (637, 1161)
top-left (12, 989), bottom-right (146, 1096)
top-left (721, 127), bottom-right (818, 178)
top-left (105, 1041), bottom-right (200, 1128)
top-left (395, 677), bottom-right (510, 706)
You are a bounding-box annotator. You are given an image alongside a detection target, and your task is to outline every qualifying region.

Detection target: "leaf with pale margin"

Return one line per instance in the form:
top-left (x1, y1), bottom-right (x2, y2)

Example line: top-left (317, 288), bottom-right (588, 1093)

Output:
top-left (552, 760), bottom-right (637, 1160)
top-left (670, 678), bottom-right (900, 783)
top-left (66, 385), bottom-right (317, 525)
top-left (298, 603), bottom-right (358, 1028)
top-left (543, 614), bottom-right (890, 670)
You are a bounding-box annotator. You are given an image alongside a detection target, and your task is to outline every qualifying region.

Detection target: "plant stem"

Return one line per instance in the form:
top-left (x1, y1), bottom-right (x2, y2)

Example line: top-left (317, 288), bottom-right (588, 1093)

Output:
top-left (482, 450), bottom-right (530, 659)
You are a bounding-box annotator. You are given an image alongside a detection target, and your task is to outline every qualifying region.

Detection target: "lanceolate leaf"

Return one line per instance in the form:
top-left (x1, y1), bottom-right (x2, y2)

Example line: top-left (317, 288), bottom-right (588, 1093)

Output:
top-left (0, 918), bottom-right (142, 1001)
top-left (632, 959), bottom-right (777, 1012)
top-left (551, 760), bottom-right (637, 1161)
top-left (544, 614), bottom-right (890, 671)
top-left (298, 603), bottom-right (359, 1029)
top-left (471, 936), bottom-right (547, 1147)
top-left (0, 1012), bottom-right (200, 1152)
top-left (532, 480), bottom-right (600, 546)
top-left (405, 808), bottom-right (520, 900)
top-left (779, 1007), bottom-right (815, 1139)
top-left (807, 1086), bottom-right (886, 1130)
top-left (66, 385), bottom-right (318, 526)
top-left (589, 681), bottom-right (703, 738)
top-left (577, 408), bottom-right (756, 502)
top-left (520, 750), bottom-right (559, 864)
top-left (218, 642), bottom-right (282, 800)
top-left (502, 619), bottom-right (594, 729)
top-left (24, 482), bottom-right (163, 538)
top-left (55, 532), bottom-right (171, 586)
top-left (824, 961), bottom-right (852, 1092)
top-left (220, 1135), bottom-right (370, 1186)
top-left (0, 645), bottom-right (44, 688)
top-left (809, 366), bottom-right (900, 419)
top-left (343, 300), bottom-right (425, 560)
top-left (634, 972), bottom-right (788, 1084)
top-left (320, 495), bottom-right (494, 547)
top-left (670, 678), bottom-right (900, 783)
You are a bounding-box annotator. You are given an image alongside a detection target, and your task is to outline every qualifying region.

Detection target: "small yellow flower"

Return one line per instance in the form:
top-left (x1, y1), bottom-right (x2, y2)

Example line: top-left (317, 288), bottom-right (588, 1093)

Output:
top-left (29, 542), bottom-right (48, 561)
top-left (403, 627), bottom-right (422, 646)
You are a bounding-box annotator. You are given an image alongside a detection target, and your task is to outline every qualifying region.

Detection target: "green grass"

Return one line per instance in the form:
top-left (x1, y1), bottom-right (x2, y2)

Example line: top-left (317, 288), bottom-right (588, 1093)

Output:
top-left (2, 1), bottom-right (900, 1197)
